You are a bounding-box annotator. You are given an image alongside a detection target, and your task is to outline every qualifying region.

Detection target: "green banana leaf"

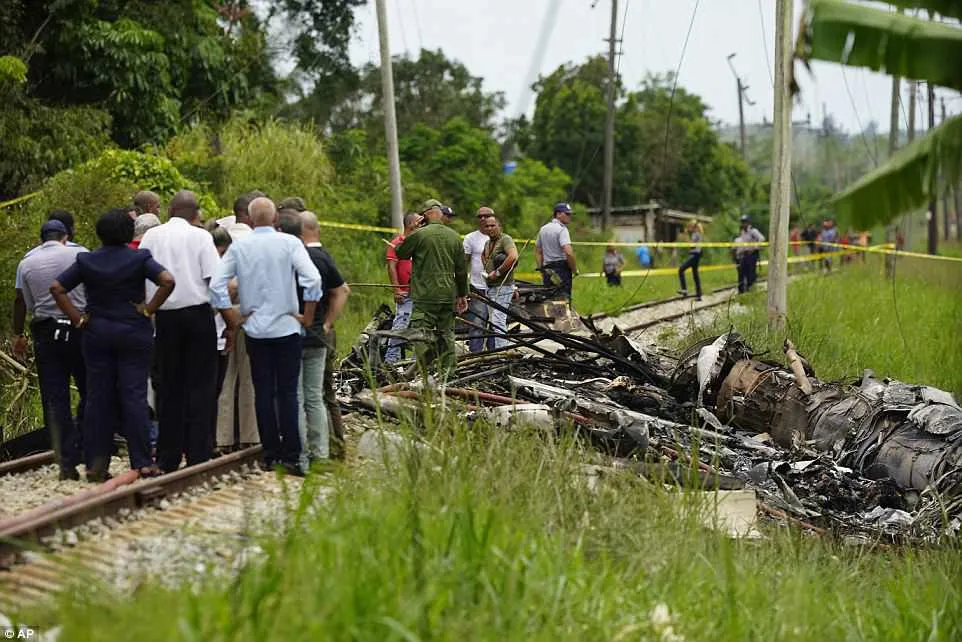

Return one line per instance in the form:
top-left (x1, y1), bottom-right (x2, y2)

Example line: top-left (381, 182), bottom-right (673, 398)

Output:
top-left (832, 113), bottom-right (962, 228)
top-left (885, 0), bottom-right (962, 21)
top-left (798, 0), bottom-right (962, 91)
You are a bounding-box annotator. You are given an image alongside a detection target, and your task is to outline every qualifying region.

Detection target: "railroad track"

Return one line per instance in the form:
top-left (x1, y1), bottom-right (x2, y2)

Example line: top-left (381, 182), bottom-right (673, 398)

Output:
top-left (0, 446), bottom-right (282, 609)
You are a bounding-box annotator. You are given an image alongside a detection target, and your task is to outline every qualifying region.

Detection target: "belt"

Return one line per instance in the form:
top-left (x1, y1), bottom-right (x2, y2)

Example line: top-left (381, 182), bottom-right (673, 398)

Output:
top-left (30, 316), bottom-right (69, 328)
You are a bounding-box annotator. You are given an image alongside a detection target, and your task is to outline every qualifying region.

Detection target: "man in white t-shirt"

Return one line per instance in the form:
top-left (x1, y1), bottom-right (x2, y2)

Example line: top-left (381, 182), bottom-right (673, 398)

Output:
top-left (464, 206), bottom-right (493, 353)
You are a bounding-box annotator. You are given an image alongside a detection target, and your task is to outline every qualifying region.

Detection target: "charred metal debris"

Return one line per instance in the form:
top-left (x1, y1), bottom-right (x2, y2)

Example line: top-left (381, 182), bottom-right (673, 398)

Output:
top-left (338, 286), bottom-right (962, 543)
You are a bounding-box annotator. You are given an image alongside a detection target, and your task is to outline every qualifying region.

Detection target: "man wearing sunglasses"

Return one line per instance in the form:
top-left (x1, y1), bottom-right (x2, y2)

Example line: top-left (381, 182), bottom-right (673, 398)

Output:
top-left (464, 206), bottom-right (494, 353)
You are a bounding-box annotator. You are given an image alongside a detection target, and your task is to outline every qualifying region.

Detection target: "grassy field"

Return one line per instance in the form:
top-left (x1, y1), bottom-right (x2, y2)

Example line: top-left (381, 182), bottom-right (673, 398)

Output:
top-left (14, 244), bottom-right (962, 640)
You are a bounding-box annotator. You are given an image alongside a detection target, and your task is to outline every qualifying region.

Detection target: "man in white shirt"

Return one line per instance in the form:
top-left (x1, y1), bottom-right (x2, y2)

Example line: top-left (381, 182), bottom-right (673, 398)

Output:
top-left (464, 206), bottom-right (493, 353)
top-left (139, 190), bottom-right (222, 472)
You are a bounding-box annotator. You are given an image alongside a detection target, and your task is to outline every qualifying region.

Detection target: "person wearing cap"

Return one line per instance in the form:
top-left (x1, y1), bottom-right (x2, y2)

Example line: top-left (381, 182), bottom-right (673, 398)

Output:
top-left (464, 206), bottom-right (494, 353)
top-left (394, 199), bottom-right (469, 380)
top-left (385, 212), bottom-right (421, 364)
top-left (12, 220), bottom-right (89, 479)
top-left (735, 215), bottom-right (765, 293)
top-left (278, 196), bottom-right (307, 212)
top-left (535, 202), bottom-right (577, 299)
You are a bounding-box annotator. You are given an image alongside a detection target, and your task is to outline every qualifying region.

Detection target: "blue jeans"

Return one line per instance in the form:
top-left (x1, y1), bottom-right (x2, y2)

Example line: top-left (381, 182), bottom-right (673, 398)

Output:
top-left (82, 317), bottom-right (153, 471)
top-left (246, 333), bottom-right (303, 468)
top-left (298, 345), bottom-right (329, 462)
top-left (486, 285), bottom-right (514, 349)
top-left (384, 296), bottom-right (413, 364)
top-left (466, 287), bottom-right (492, 353)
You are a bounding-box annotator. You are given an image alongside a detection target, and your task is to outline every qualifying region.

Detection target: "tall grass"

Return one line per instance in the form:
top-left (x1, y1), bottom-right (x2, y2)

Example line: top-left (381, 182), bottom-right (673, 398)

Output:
top-left (33, 419), bottom-right (962, 640)
top-left (680, 256), bottom-right (962, 396)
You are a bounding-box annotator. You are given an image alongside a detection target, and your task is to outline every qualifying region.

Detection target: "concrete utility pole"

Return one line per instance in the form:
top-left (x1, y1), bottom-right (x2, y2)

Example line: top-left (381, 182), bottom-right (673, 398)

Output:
top-left (927, 82), bottom-right (937, 255)
top-left (884, 76), bottom-right (900, 277)
top-left (767, 0), bottom-right (793, 331)
top-left (903, 80), bottom-right (918, 249)
top-left (726, 53), bottom-right (750, 161)
top-left (375, 0), bottom-right (404, 230)
top-left (942, 96), bottom-right (950, 241)
top-left (601, 0), bottom-right (618, 233)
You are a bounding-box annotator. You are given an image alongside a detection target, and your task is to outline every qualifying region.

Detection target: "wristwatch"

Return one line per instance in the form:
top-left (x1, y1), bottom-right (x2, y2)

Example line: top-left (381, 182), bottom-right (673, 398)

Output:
top-left (75, 315), bottom-right (89, 329)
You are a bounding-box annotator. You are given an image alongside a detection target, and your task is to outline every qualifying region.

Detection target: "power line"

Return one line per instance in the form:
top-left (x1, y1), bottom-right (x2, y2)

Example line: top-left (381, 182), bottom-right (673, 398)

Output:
top-left (654, 0), bottom-right (700, 198)
top-left (408, 0), bottom-right (425, 51)
top-left (757, 0), bottom-right (773, 87)
top-left (840, 67), bottom-right (879, 167)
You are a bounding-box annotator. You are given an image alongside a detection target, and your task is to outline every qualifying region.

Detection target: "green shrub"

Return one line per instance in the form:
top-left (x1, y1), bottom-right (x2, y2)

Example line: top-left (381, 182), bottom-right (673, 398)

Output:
top-left (215, 118), bottom-right (334, 213)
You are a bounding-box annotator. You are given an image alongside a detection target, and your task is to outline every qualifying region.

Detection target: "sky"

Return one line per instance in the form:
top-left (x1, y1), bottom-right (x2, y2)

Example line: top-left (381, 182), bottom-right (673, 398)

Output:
top-left (347, 0), bottom-right (961, 135)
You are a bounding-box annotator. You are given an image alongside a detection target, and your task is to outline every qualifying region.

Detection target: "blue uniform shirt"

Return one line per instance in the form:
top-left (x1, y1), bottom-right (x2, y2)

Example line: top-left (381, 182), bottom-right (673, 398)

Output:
top-left (56, 246), bottom-right (166, 323)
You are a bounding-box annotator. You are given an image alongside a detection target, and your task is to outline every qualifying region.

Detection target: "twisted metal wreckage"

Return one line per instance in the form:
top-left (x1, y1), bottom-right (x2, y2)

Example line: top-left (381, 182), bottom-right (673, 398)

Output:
top-left (338, 284), bottom-right (962, 542)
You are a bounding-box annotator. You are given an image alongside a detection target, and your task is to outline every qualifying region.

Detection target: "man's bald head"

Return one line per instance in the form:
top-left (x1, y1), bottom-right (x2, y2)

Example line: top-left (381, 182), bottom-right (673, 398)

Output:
top-left (300, 210), bottom-right (321, 242)
top-left (168, 190), bottom-right (200, 222)
top-left (133, 190), bottom-right (161, 215)
top-left (249, 197), bottom-right (277, 228)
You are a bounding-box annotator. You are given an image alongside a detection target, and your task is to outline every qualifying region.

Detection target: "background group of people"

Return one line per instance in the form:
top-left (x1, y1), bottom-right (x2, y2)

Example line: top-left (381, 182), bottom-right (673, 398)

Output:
top-left (384, 200), bottom-right (578, 381)
top-left (13, 190), bottom-right (350, 481)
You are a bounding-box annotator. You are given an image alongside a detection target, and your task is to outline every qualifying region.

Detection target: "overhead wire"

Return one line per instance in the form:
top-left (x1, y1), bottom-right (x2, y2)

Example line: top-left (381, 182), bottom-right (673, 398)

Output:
top-left (612, 0), bottom-right (700, 312)
top-left (567, 0), bottom-right (632, 201)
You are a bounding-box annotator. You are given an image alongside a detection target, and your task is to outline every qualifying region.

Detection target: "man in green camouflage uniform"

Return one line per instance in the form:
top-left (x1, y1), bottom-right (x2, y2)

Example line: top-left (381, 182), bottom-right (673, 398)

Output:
top-left (395, 199), bottom-right (468, 381)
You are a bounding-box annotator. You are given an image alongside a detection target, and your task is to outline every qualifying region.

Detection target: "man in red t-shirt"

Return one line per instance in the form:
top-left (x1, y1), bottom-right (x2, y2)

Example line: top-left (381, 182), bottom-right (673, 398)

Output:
top-left (385, 213), bottom-right (419, 363)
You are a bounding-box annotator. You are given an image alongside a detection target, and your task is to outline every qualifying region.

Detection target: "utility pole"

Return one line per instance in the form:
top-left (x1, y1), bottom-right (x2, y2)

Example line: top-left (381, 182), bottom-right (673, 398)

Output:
top-left (884, 76), bottom-right (899, 277)
top-left (941, 96), bottom-right (950, 241)
top-left (726, 53), bottom-right (751, 161)
top-left (375, 0), bottom-right (404, 230)
top-left (927, 82), bottom-right (937, 255)
top-left (601, 0), bottom-right (618, 233)
top-left (902, 80), bottom-right (917, 250)
top-left (767, 0), bottom-right (792, 331)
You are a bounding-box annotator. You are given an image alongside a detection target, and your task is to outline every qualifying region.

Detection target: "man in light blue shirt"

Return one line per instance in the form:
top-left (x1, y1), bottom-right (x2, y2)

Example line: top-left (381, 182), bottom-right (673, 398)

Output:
top-left (209, 197), bottom-right (322, 476)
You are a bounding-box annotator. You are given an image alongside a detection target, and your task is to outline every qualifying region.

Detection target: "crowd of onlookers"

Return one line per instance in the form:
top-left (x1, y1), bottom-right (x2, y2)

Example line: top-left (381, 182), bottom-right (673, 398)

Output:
top-left (14, 190), bottom-right (350, 480)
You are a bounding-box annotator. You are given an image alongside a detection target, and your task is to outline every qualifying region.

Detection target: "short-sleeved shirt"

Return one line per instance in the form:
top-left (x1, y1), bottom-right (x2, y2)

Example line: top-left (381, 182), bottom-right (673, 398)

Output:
top-left (635, 246), bottom-right (652, 267)
top-left (536, 218), bottom-right (571, 264)
top-left (603, 251), bottom-right (625, 276)
top-left (56, 246), bottom-right (166, 323)
top-left (386, 234), bottom-right (412, 294)
top-left (18, 241), bottom-right (88, 321)
top-left (735, 227), bottom-right (765, 258)
top-left (482, 233), bottom-right (517, 287)
top-left (463, 230), bottom-right (489, 290)
top-left (820, 227), bottom-right (839, 252)
top-left (301, 243), bottom-right (346, 349)
top-left (139, 217), bottom-right (220, 310)
top-left (15, 241), bottom-right (84, 290)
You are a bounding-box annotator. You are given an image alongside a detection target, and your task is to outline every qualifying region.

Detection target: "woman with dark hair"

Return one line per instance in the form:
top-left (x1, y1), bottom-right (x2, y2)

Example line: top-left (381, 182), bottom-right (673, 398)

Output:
top-left (51, 208), bottom-right (176, 481)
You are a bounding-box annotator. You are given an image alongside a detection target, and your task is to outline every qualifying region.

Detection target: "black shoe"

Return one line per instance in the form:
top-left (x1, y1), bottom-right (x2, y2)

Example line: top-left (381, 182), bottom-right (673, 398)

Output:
top-left (86, 469), bottom-right (112, 483)
top-left (280, 462), bottom-right (306, 478)
top-left (59, 466), bottom-right (80, 481)
top-left (677, 290), bottom-right (688, 297)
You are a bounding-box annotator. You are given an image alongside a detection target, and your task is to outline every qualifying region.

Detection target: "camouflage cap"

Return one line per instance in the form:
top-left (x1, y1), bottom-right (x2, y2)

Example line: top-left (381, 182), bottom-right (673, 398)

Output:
top-left (421, 198), bottom-right (443, 213)
top-left (278, 196), bottom-right (307, 212)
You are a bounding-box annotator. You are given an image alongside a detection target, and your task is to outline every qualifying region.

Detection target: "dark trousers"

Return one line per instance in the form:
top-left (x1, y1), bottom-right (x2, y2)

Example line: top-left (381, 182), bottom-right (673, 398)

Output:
top-left (82, 317), bottom-right (153, 471)
top-left (678, 252), bottom-right (702, 297)
top-left (542, 261), bottom-right (573, 299)
top-left (246, 333), bottom-right (303, 467)
top-left (323, 329), bottom-right (345, 456)
top-left (32, 318), bottom-right (86, 469)
top-left (738, 252), bottom-right (759, 293)
top-left (155, 304), bottom-right (218, 472)
top-left (605, 273), bottom-right (622, 286)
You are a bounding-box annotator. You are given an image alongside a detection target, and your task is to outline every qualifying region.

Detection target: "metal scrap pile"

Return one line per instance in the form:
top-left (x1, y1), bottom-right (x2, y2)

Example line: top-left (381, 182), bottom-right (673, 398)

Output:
top-left (339, 298), bottom-right (962, 543)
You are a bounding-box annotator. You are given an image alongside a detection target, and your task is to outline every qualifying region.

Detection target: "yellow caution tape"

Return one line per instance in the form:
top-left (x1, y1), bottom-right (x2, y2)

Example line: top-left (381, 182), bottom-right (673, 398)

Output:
top-left (0, 191), bottom-right (40, 210)
top-left (316, 219), bottom-right (398, 234)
